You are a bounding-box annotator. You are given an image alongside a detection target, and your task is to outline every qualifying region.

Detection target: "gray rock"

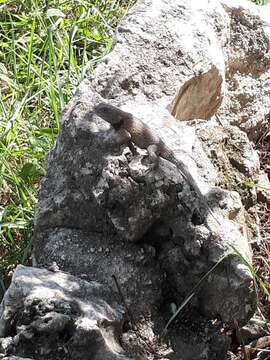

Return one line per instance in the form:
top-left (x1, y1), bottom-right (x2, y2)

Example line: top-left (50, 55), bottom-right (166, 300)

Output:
top-left (33, 90), bottom-right (256, 326)
top-left (0, 266), bottom-right (134, 360)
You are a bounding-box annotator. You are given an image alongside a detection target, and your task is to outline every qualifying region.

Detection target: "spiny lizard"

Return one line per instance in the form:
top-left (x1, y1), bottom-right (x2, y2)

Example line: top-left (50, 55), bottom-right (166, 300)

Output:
top-left (94, 102), bottom-right (220, 227)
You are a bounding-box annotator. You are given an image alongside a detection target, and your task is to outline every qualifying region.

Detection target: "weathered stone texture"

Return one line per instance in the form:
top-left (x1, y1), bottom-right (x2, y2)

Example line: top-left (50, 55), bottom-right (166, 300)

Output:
top-left (2, 0), bottom-right (270, 359)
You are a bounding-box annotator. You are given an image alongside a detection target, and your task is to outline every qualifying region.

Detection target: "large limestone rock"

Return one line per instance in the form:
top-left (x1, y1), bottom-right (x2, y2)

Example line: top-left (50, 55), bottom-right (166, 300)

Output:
top-left (33, 89), bottom-right (256, 327)
top-left (2, 0), bottom-right (269, 359)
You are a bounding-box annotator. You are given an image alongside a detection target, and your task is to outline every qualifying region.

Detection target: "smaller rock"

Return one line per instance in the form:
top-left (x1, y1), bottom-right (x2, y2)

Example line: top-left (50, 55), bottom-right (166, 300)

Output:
top-left (257, 171), bottom-right (270, 204)
top-left (0, 337), bottom-right (13, 355)
top-left (0, 265), bottom-right (135, 360)
top-left (236, 314), bottom-right (270, 344)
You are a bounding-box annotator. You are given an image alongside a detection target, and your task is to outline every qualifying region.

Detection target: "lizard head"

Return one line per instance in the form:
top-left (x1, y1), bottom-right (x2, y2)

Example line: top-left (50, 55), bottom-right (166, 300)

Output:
top-left (94, 102), bottom-right (129, 125)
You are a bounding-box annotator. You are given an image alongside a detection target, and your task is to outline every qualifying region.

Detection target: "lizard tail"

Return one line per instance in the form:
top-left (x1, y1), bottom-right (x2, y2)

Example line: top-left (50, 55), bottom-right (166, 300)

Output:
top-left (173, 158), bottom-right (221, 226)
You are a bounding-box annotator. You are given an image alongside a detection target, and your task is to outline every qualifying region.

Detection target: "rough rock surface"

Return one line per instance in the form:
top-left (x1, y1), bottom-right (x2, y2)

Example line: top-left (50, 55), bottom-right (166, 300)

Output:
top-left (33, 89), bottom-right (255, 327)
top-left (2, 0), bottom-right (269, 359)
top-left (0, 266), bottom-right (134, 360)
top-left (218, 1), bottom-right (270, 141)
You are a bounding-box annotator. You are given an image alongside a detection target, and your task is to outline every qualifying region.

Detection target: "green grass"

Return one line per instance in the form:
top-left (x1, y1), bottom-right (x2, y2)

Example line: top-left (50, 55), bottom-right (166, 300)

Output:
top-left (252, 0), bottom-right (270, 4)
top-left (0, 0), bottom-right (135, 273)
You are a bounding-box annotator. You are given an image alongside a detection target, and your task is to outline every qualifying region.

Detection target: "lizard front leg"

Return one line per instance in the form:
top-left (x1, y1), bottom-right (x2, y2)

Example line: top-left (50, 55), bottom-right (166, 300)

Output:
top-left (114, 128), bottom-right (137, 155)
top-left (147, 144), bottom-right (160, 169)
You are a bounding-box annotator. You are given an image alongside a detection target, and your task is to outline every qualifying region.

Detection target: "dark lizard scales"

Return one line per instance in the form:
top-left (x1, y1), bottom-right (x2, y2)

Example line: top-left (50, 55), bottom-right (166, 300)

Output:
top-left (94, 102), bottom-right (220, 227)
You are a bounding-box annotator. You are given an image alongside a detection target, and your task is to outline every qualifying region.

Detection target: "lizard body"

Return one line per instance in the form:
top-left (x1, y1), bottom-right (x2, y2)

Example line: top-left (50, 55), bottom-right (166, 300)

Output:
top-left (94, 102), bottom-right (220, 226)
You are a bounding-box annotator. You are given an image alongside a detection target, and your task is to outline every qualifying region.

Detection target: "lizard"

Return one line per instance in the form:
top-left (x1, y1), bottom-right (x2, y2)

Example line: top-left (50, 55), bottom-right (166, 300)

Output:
top-left (94, 102), bottom-right (220, 227)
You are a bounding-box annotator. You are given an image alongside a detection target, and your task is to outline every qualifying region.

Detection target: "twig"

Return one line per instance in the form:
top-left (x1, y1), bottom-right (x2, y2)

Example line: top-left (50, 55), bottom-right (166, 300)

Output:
top-left (112, 274), bottom-right (136, 330)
